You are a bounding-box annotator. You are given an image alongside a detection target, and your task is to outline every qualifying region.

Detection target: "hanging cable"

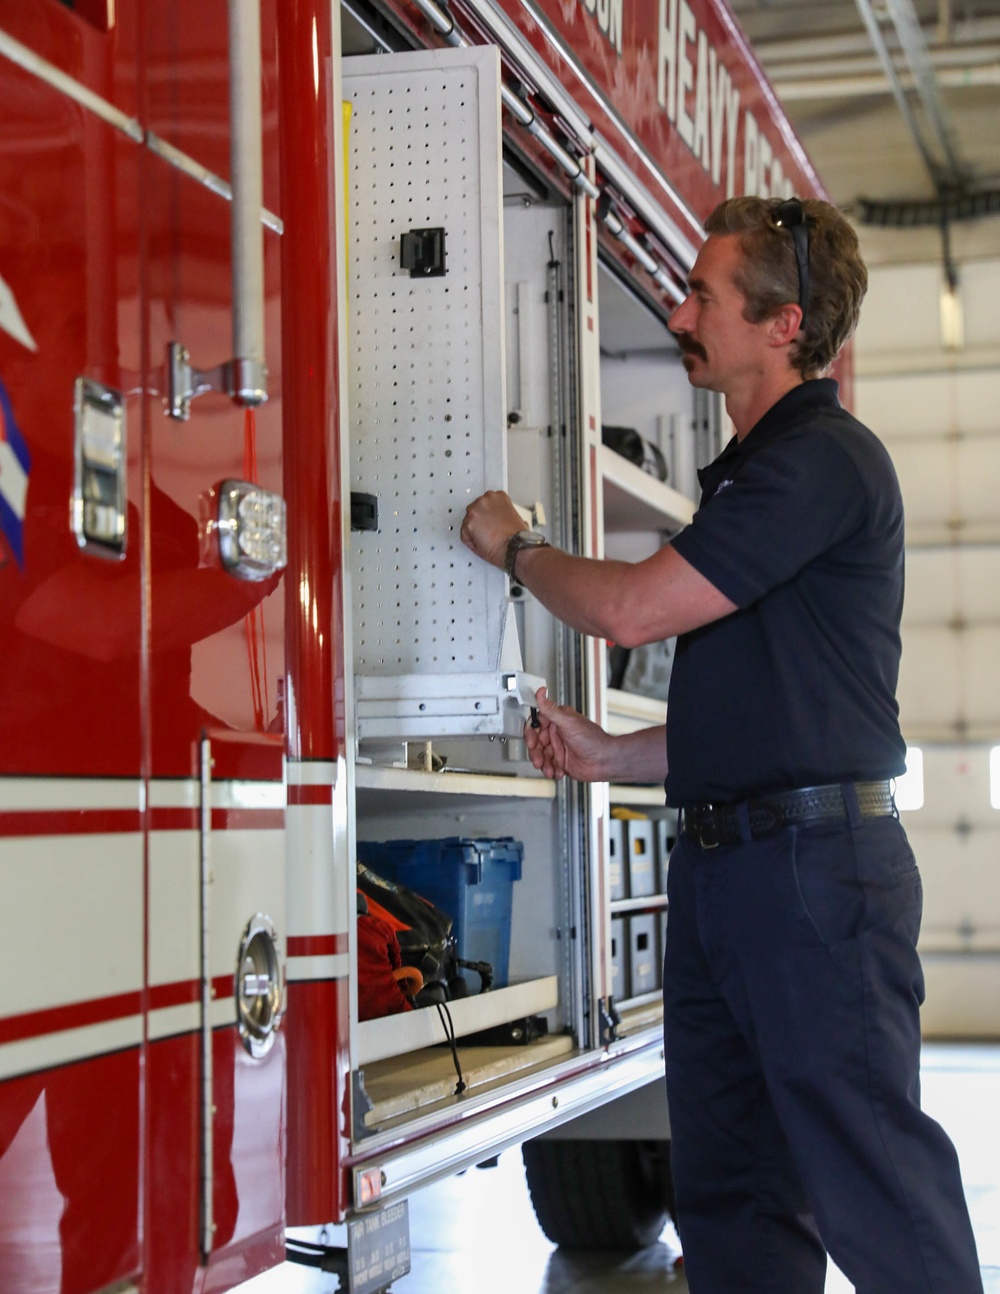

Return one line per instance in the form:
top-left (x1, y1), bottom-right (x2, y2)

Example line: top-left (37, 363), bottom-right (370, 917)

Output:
top-left (435, 1001), bottom-right (467, 1096)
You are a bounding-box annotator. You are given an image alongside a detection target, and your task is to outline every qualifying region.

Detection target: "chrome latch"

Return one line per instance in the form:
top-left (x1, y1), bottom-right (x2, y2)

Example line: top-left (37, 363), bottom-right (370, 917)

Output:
top-left (72, 377), bottom-right (126, 559)
top-left (167, 342), bottom-right (267, 421)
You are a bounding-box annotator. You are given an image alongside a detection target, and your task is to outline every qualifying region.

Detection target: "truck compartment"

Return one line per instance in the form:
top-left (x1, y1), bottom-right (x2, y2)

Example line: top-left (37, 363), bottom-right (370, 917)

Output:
top-left (341, 29), bottom-right (704, 1151)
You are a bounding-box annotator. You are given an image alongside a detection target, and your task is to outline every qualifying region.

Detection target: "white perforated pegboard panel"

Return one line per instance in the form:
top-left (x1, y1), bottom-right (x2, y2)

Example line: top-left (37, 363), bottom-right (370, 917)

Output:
top-left (344, 48), bottom-right (507, 678)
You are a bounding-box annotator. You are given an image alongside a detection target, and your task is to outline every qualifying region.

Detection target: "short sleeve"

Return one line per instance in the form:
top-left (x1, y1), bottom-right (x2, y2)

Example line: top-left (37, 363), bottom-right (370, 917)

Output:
top-left (670, 431), bottom-right (867, 608)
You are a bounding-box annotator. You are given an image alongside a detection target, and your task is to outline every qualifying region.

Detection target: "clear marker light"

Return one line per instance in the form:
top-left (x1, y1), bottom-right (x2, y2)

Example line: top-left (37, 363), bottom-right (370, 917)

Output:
top-left (217, 480), bottom-right (288, 580)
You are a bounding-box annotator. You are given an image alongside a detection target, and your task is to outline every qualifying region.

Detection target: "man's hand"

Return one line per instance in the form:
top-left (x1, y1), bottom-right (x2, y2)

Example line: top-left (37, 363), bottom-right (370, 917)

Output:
top-left (460, 490), bottom-right (525, 569)
top-left (524, 687), bottom-right (617, 782)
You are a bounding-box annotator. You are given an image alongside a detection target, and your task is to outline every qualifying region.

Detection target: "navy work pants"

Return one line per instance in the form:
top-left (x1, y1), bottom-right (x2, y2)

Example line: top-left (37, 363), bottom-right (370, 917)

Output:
top-left (663, 808), bottom-right (983, 1293)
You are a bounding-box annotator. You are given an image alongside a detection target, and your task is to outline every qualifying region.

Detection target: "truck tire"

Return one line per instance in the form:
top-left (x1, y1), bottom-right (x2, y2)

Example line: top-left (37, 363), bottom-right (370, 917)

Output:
top-left (521, 1138), bottom-right (674, 1251)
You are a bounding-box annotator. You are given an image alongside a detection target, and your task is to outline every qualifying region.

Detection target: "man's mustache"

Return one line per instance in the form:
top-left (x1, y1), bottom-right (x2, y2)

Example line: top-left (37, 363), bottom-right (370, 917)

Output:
top-left (676, 336), bottom-right (707, 362)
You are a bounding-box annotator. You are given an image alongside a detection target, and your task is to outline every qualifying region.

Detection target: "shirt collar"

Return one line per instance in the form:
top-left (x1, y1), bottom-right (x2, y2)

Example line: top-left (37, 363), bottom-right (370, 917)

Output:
top-left (696, 378), bottom-right (841, 500)
top-left (741, 377), bottom-right (841, 452)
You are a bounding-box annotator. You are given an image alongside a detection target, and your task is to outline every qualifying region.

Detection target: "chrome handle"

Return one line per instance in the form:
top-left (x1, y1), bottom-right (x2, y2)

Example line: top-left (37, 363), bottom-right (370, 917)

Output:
top-left (167, 1), bottom-right (267, 419)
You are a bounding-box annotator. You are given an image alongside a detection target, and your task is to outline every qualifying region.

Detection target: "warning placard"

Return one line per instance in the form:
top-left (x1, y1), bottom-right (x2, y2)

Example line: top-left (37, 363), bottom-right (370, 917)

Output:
top-left (348, 1199), bottom-right (411, 1294)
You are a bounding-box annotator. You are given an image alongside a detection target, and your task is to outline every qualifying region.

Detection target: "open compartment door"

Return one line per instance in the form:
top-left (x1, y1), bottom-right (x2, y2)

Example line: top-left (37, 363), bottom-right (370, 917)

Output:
top-left (343, 47), bottom-right (541, 758)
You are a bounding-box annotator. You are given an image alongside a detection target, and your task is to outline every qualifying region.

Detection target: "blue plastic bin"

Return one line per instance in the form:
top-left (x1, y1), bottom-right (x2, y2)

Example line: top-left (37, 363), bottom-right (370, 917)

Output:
top-left (356, 837), bottom-right (523, 988)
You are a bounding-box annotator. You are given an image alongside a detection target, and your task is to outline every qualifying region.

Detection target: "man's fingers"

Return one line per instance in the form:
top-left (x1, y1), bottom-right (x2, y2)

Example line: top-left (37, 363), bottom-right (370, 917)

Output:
top-left (535, 686), bottom-right (556, 716)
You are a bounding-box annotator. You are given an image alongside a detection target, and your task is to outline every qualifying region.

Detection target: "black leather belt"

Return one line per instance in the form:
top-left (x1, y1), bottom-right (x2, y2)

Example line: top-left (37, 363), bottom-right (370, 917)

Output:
top-left (681, 781), bottom-right (896, 850)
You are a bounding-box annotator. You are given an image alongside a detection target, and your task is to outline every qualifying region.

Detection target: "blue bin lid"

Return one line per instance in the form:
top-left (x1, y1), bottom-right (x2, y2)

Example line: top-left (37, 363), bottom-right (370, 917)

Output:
top-left (357, 837), bottom-right (523, 883)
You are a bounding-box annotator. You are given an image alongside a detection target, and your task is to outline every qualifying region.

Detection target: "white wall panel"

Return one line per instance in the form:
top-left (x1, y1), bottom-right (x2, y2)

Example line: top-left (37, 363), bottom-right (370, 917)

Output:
top-left (905, 826), bottom-right (1000, 940)
top-left (897, 626), bottom-right (963, 734)
top-left (857, 256), bottom-right (1000, 1034)
top-left (904, 548), bottom-right (1000, 626)
top-left (901, 550), bottom-right (959, 624)
top-left (964, 628), bottom-right (1000, 733)
top-left (958, 260), bottom-right (1000, 349)
top-left (920, 959), bottom-right (1000, 1037)
top-left (956, 437), bottom-right (1000, 525)
top-left (857, 373), bottom-right (946, 439)
top-left (858, 369), bottom-right (1000, 440)
top-left (889, 437), bottom-right (1000, 536)
top-left (951, 548), bottom-right (1000, 618)
top-left (890, 440), bottom-right (957, 529)
top-left (854, 263), bottom-right (943, 355)
top-left (908, 810), bottom-right (1000, 1037)
top-left (900, 627), bottom-right (1000, 738)
top-left (901, 745), bottom-right (997, 828)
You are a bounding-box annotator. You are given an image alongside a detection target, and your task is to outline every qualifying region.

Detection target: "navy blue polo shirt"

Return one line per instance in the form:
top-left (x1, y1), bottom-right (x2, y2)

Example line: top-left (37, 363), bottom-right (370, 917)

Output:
top-left (665, 378), bottom-right (907, 806)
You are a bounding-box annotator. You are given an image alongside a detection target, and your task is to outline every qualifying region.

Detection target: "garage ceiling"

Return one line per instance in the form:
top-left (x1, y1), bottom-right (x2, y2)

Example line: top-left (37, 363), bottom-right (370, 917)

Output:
top-left (727, 0), bottom-right (1000, 266)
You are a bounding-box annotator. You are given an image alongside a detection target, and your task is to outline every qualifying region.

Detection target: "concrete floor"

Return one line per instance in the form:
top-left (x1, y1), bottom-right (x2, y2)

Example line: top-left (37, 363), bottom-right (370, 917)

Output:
top-left (244, 1043), bottom-right (1000, 1293)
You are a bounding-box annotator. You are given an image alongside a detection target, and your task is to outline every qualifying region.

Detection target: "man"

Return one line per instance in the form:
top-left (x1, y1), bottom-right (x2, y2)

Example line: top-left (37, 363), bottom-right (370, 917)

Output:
top-left (459, 196), bottom-right (982, 1293)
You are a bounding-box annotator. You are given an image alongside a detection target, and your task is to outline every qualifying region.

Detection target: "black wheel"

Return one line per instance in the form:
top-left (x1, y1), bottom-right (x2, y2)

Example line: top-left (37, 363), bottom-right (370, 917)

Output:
top-left (521, 1138), bottom-right (674, 1251)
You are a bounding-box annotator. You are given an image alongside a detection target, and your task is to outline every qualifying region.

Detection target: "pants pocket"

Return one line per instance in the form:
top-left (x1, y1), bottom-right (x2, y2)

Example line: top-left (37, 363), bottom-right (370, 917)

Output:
top-left (788, 826), bottom-right (867, 950)
top-left (789, 820), bottom-right (923, 953)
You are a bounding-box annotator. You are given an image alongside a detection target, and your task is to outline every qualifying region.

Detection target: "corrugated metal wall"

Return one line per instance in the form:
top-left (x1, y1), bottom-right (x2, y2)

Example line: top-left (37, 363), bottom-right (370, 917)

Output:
top-left (856, 258), bottom-right (1000, 1037)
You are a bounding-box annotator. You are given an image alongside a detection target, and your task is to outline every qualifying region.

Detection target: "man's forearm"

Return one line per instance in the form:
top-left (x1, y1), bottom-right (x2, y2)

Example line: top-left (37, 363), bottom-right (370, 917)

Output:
top-left (513, 540), bottom-right (735, 648)
top-left (460, 488), bottom-right (735, 646)
top-left (605, 724), bottom-right (668, 784)
top-left (513, 544), bottom-right (640, 642)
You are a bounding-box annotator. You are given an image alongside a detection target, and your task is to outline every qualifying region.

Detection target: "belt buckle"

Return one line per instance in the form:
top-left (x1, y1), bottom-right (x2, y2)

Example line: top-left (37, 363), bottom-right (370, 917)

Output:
top-left (694, 806), bottom-right (719, 850)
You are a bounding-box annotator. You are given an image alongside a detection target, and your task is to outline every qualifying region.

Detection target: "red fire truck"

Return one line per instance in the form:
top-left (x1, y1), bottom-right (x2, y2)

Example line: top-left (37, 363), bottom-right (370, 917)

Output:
top-left (0, 2), bottom-right (830, 1292)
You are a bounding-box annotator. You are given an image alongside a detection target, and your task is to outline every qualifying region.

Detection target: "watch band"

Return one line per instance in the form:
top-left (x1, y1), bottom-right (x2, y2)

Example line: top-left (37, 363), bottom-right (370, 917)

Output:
top-left (504, 530), bottom-right (549, 580)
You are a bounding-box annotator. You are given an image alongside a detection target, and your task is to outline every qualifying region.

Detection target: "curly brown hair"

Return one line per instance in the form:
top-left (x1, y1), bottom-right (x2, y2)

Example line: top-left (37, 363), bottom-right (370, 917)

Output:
top-left (704, 196), bottom-right (868, 378)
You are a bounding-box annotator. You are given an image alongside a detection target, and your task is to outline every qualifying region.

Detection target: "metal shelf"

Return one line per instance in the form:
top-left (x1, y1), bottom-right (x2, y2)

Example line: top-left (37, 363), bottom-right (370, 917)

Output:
top-left (616, 990), bottom-right (663, 1015)
top-left (611, 895), bottom-right (668, 915)
top-left (606, 688), bottom-right (666, 736)
top-left (360, 1034), bottom-right (576, 1130)
top-left (358, 976), bottom-right (560, 1065)
top-left (599, 444), bottom-right (695, 533)
top-left (355, 764), bottom-right (556, 807)
top-left (608, 783), bottom-right (667, 807)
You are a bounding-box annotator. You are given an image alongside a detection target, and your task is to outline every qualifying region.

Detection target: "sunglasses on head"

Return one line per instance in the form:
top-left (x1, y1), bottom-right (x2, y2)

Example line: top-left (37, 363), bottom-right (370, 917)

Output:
top-left (772, 198), bottom-right (810, 327)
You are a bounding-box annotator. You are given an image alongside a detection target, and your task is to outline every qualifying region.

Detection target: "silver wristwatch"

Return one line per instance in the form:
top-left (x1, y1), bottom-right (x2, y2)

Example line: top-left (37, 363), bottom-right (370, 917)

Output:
top-left (504, 529), bottom-right (549, 580)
